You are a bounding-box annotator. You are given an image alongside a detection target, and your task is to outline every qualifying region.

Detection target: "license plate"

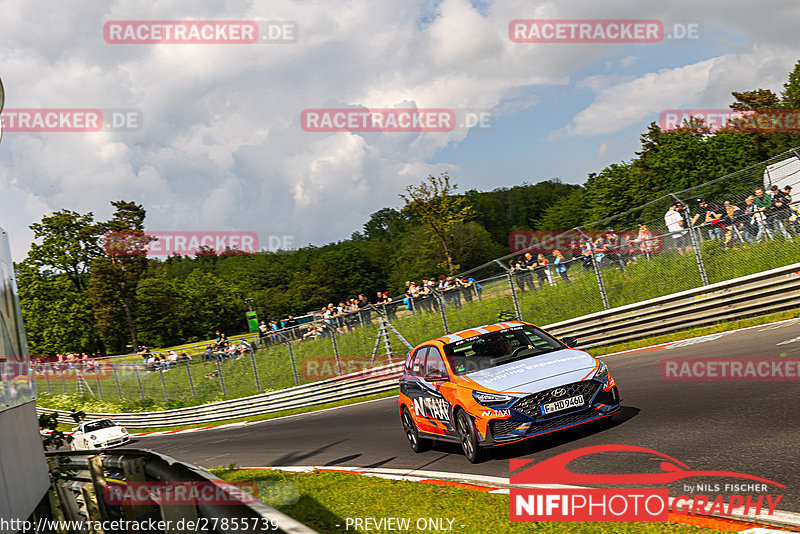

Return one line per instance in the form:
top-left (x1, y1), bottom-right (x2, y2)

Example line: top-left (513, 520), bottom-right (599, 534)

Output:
top-left (540, 395), bottom-right (584, 415)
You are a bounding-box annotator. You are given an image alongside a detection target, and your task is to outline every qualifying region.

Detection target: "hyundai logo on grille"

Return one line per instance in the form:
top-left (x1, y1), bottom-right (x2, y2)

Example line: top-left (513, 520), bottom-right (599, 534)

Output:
top-left (551, 388), bottom-right (566, 397)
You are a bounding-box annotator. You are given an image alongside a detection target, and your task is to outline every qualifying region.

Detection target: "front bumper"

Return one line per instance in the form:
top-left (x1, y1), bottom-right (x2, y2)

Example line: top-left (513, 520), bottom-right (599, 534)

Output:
top-left (479, 379), bottom-right (621, 446)
top-left (88, 435), bottom-right (131, 449)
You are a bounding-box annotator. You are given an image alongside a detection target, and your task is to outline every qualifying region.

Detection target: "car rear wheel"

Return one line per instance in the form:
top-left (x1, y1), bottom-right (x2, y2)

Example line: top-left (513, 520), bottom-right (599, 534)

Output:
top-left (456, 410), bottom-right (482, 463)
top-left (401, 406), bottom-right (431, 453)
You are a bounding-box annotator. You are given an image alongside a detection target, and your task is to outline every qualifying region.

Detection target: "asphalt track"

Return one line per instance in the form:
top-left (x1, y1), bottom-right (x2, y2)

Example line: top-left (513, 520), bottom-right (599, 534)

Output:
top-left (136, 318), bottom-right (800, 512)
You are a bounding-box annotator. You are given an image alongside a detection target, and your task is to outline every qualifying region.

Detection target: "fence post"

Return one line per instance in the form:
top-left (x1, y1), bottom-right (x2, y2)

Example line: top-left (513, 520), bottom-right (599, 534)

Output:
top-left (286, 339), bottom-right (300, 386)
top-left (60, 369), bottom-right (67, 394)
top-left (185, 361), bottom-right (196, 400)
top-left (329, 327), bottom-right (343, 375)
top-left (94, 371), bottom-right (103, 400)
top-left (111, 365), bottom-right (123, 401)
top-left (158, 367), bottom-right (169, 403)
top-left (506, 271), bottom-right (523, 320)
top-left (436, 292), bottom-right (450, 334)
top-left (44, 364), bottom-right (52, 395)
top-left (249, 349), bottom-right (261, 391)
top-left (577, 227), bottom-right (610, 310)
top-left (133, 366), bottom-right (145, 402)
top-left (671, 194), bottom-right (710, 286)
top-left (215, 359), bottom-right (227, 397)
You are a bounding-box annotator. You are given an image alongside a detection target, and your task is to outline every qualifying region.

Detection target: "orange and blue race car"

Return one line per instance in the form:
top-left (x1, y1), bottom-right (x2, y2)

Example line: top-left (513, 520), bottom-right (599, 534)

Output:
top-left (398, 320), bottom-right (620, 462)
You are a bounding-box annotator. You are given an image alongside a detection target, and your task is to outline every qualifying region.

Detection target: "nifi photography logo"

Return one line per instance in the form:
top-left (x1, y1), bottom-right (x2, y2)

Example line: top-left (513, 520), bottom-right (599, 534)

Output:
top-left (510, 444), bottom-right (785, 522)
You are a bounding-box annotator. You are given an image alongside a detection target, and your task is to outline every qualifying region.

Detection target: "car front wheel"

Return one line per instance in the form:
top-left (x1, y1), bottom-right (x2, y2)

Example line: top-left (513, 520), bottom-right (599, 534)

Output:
top-left (456, 410), bottom-right (482, 463)
top-left (401, 406), bottom-right (431, 453)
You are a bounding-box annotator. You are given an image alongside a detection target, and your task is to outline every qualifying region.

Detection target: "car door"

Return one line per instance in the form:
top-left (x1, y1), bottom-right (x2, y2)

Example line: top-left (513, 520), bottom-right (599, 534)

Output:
top-left (421, 346), bottom-right (456, 436)
top-left (400, 346), bottom-right (431, 430)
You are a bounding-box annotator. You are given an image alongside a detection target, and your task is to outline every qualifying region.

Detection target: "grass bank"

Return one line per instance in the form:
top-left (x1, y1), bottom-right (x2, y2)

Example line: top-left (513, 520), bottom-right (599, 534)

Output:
top-left (212, 468), bottom-right (727, 534)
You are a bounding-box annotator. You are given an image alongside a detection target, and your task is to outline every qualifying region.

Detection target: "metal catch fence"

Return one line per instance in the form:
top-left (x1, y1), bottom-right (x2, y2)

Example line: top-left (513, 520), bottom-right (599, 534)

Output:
top-left (31, 147), bottom-right (800, 406)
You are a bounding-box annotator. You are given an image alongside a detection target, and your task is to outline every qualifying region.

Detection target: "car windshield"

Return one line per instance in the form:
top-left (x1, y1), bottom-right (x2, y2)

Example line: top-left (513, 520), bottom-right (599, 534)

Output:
top-left (83, 420), bottom-right (116, 432)
top-left (443, 325), bottom-right (565, 375)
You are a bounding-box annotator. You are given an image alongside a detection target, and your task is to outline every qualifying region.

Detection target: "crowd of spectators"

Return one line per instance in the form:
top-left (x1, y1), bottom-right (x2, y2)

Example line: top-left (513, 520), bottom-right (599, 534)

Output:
top-left (401, 275), bottom-right (482, 312)
top-left (199, 331), bottom-right (254, 363)
top-left (137, 345), bottom-right (192, 371)
top-left (664, 185), bottom-right (796, 253)
top-left (32, 352), bottom-right (104, 374)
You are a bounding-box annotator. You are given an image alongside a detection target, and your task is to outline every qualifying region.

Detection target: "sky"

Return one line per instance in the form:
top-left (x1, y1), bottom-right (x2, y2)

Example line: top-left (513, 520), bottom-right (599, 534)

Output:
top-left (1, 0), bottom-right (799, 260)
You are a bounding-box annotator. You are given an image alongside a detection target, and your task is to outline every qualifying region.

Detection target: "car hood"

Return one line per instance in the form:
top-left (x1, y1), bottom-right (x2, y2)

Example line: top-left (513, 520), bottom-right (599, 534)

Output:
top-left (84, 427), bottom-right (126, 439)
top-left (461, 349), bottom-right (598, 394)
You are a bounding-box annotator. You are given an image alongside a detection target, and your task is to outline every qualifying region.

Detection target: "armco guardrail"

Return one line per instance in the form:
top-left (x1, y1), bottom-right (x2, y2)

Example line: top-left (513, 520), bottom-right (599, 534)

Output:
top-left (39, 361), bottom-right (405, 428)
top-left (544, 260), bottom-right (800, 348)
top-left (50, 448), bottom-right (318, 533)
top-left (37, 262), bottom-right (800, 428)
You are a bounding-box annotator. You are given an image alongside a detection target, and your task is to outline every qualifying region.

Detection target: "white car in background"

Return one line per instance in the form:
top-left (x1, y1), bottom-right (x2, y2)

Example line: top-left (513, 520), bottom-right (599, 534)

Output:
top-left (70, 419), bottom-right (130, 450)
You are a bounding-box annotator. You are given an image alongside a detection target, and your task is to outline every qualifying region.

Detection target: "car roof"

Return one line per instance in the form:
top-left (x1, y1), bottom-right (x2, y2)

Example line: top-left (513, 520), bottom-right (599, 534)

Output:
top-left (428, 320), bottom-right (531, 347)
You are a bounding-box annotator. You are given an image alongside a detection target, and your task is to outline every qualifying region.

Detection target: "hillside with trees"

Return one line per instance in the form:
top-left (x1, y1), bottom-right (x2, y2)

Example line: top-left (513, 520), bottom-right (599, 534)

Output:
top-left (17, 60), bottom-right (800, 356)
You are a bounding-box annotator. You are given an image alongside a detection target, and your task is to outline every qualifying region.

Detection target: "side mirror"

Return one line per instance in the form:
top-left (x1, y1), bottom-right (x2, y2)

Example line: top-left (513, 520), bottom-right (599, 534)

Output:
top-left (562, 336), bottom-right (578, 347)
top-left (425, 372), bottom-right (448, 381)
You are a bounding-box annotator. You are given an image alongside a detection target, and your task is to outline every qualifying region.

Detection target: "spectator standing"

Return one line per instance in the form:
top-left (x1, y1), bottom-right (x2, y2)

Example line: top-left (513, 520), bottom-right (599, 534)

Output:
top-left (634, 220), bottom-right (655, 259)
top-left (692, 199), bottom-right (723, 240)
top-left (753, 188), bottom-right (773, 240)
top-left (521, 252), bottom-right (537, 290)
top-left (665, 202), bottom-right (691, 255)
top-left (770, 185), bottom-right (794, 238)
top-left (720, 200), bottom-right (742, 247)
top-left (536, 253), bottom-right (552, 286)
top-left (509, 259), bottom-right (527, 292)
top-left (552, 249), bottom-right (570, 283)
top-left (284, 314), bottom-right (299, 339)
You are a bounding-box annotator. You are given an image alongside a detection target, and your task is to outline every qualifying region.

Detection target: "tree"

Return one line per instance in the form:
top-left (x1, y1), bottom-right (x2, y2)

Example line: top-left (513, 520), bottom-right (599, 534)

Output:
top-left (362, 208), bottom-right (409, 241)
top-left (730, 89), bottom-right (779, 111)
top-left (90, 200), bottom-right (152, 352)
top-left (780, 60), bottom-right (800, 109)
top-left (400, 173), bottom-right (475, 274)
top-left (27, 210), bottom-right (103, 292)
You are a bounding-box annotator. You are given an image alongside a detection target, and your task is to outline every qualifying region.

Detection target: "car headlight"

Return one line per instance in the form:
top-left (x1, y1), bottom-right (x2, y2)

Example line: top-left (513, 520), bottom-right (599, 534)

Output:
top-left (121, 428), bottom-right (128, 434)
top-left (472, 391), bottom-right (514, 406)
top-left (594, 360), bottom-right (609, 380)
top-left (89, 434), bottom-right (97, 440)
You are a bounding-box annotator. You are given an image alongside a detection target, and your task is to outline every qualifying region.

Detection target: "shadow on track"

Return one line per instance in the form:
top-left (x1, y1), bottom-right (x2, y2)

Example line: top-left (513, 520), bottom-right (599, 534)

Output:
top-left (412, 406), bottom-right (640, 465)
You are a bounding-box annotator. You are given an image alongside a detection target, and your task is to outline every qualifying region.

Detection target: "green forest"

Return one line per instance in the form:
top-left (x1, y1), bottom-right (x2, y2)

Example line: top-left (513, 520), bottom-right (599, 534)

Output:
top-left (17, 60), bottom-right (800, 357)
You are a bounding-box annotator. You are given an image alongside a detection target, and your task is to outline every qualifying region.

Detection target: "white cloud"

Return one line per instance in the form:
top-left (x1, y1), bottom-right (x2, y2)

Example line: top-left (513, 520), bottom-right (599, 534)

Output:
top-left (1, 0), bottom-right (799, 260)
top-left (553, 46), bottom-right (799, 138)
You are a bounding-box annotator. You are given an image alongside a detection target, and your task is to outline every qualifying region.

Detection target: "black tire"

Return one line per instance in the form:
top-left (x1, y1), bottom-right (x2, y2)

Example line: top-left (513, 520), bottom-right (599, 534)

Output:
top-left (401, 406), bottom-right (431, 453)
top-left (456, 410), bottom-right (482, 463)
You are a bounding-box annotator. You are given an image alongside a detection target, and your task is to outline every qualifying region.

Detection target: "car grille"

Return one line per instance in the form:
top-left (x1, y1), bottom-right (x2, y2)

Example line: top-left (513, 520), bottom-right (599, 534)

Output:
top-left (490, 419), bottom-right (522, 436)
top-left (526, 409), bottom-right (603, 434)
top-left (594, 386), bottom-right (619, 405)
top-left (512, 380), bottom-right (601, 417)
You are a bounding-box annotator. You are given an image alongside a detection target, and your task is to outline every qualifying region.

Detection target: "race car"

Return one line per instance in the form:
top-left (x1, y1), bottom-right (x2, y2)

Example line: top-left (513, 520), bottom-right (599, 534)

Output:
top-left (70, 418), bottom-right (130, 450)
top-left (398, 320), bottom-right (620, 462)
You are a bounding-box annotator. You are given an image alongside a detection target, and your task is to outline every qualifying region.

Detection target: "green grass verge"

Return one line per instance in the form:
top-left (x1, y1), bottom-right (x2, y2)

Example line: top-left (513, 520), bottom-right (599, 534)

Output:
top-left (211, 469), bottom-right (726, 534)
